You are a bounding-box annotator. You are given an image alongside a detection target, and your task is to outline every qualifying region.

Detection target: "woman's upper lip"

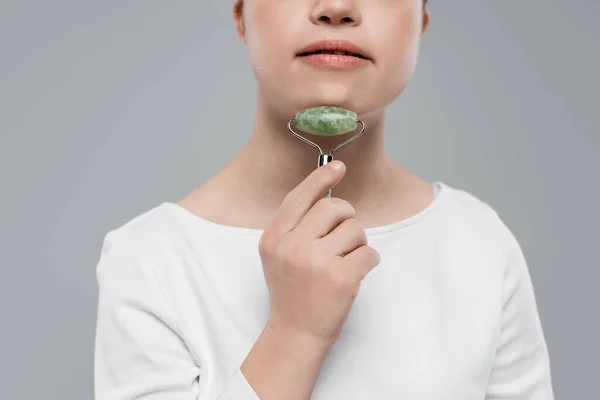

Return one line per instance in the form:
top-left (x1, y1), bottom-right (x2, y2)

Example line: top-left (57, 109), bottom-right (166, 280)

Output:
top-left (296, 39), bottom-right (373, 61)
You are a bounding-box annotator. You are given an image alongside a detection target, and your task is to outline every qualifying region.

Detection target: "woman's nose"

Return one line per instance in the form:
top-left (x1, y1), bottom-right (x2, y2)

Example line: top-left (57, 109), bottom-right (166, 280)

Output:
top-left (310, 0), bottom-right (362, 26)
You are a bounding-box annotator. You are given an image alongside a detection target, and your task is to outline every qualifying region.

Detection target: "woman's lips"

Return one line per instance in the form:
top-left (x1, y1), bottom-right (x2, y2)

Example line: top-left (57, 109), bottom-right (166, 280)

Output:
top-left (297, 53), bottom-right (371, 70)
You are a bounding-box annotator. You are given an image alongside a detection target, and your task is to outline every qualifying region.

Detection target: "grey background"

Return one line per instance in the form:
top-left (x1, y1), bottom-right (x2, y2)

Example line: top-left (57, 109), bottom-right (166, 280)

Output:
top-left (1, 0), bottom-right (597, 398)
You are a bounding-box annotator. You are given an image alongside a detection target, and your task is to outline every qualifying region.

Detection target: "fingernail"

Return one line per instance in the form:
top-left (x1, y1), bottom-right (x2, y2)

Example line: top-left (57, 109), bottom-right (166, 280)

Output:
top-left (330, 160), bottom-right (344, 171)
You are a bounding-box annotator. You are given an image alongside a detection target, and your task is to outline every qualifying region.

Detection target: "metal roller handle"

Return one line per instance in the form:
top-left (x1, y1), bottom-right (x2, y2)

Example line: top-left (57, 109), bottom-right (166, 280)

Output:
top-left (287, 119), bottom-right (366, 198)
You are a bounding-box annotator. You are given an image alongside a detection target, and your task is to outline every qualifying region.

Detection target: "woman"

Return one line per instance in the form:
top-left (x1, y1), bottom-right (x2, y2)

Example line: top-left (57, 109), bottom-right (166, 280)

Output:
top-left (94, 0), bottom-right (555, 399)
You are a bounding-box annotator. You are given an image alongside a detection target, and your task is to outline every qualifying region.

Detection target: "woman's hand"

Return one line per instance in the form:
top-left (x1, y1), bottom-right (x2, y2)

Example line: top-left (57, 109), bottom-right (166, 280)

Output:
top-left (239, 160), bottom-right (380, 400)
top-left (259, 160), bottom-right (381, 347)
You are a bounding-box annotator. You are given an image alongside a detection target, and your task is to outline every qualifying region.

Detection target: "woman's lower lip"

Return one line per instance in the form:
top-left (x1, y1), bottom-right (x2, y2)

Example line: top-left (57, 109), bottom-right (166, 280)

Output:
top-left (297, 53), bottom-right (371, 70)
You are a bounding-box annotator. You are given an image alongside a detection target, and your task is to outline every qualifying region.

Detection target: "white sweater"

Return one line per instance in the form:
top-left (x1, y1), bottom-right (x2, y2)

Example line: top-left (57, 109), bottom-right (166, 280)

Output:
top-left (94, 181), bottom-right (555, 399)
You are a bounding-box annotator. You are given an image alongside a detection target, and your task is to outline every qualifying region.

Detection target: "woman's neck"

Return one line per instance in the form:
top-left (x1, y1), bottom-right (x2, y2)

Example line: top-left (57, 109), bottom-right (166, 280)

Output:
top-left (225, 99), bottom-right (431, 211)
top-left (179, 100), bottom-right (434, 230)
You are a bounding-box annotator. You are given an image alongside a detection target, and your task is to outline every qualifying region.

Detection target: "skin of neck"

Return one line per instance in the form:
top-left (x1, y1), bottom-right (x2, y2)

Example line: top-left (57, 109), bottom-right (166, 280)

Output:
top-left (221, 89), bottom-right (406, 211)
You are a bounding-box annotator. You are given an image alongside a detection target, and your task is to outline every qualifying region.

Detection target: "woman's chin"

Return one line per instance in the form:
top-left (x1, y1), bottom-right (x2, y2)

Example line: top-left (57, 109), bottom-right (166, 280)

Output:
top-left (263, 86), bottom-right (382, 121)
top-left (294, 94), bottom-right (363, 113)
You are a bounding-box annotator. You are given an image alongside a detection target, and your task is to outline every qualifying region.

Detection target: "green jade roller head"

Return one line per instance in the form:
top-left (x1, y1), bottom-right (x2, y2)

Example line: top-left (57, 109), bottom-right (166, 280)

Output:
top-left (287, 105), bottom-right (367, 198)
top-left (295, 106), bottom-right (358, 137)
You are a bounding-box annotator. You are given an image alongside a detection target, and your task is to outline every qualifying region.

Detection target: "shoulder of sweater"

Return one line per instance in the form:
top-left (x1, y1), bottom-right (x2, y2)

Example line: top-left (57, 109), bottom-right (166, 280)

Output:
top-left (439, 183), bottom-right (517, 252)
top-left (100, 202), bottom-right (186, 256)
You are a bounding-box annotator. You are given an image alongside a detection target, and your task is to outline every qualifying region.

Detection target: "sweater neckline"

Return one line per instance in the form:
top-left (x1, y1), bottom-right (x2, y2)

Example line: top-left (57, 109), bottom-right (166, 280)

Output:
top-left (162, 181), bottom-right (449, 238)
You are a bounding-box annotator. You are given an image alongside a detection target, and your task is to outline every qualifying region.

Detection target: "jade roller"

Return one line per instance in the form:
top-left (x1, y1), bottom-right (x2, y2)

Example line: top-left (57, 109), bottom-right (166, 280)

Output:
top-left (287, 106), bottom-right (366, 198)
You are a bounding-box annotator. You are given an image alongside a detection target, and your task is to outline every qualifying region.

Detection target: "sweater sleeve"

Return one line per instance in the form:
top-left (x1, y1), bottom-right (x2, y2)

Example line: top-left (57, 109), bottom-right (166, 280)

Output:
top-left (485, 225), bottom-right (555, 399)
top-left (94, 230), bottom-right (259, 400)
